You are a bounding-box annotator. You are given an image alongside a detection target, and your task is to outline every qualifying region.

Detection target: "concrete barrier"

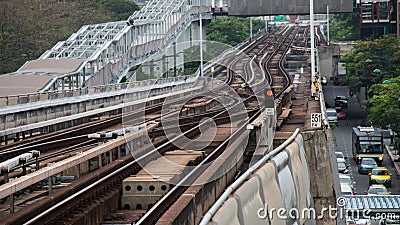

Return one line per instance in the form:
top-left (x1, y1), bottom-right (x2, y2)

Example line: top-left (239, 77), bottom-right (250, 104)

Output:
top-left (295, 135), bottom-right (312, 209)
top-left (200, 130), bottom-right (307, 225)
top-left (209, 198), bottom-right (241, 225)
top-left (234, 177), bottom-right (267, 225)
top-left (254, 163), bottom-right (286, 225)
top-left (272, 151), bottom-right (297, 222)
top-left (286, 139), bottom-right (310, 224)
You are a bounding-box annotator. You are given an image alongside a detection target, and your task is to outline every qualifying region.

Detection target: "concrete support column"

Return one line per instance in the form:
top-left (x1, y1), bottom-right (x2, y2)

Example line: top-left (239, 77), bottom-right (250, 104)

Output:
top-left (148, 24), bottom-right (152, 42)
top-left (141, 26), bottom-right (145, 44)
top-left (137, 26), bottom-right (141, 45)
top-left (154, 23), bottom-right (158, 39)
top-left (190, 21), bottom-right (196, 46)
top-left (165, 18), bottom-right (169, 36)
top-left (132, 27), bottom-right (137, 45)
top-left (70, 75), bottom-right (74, 90)
top-left (162, 21), bottom-right (166, 36)
top-left (145, 24), bottom-right (149, 43)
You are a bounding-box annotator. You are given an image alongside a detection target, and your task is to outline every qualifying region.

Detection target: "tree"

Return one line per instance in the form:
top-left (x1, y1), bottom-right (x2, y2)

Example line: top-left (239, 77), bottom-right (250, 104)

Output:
top-left (183, 42), bottom-right (230, 75)
top-left (206, 17), bottom-right (266, 46)
top-left (0, 0), bottom-right (139, 74)
top-left (329, 13), bottom-right (360, 41)
top-left (365, 76), bottom-right (400, 131)
top-left (341, 35), bottom-right (400, 92)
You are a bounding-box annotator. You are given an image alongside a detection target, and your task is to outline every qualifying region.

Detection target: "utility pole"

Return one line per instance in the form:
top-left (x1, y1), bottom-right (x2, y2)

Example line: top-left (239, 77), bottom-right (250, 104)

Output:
top-left (199, 13), bottom-right (203, 77)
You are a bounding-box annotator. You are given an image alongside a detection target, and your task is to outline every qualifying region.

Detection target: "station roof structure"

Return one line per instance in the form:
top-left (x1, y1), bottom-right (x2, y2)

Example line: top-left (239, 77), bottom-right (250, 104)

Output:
top-left (0, 58), bottom-right (86, 96)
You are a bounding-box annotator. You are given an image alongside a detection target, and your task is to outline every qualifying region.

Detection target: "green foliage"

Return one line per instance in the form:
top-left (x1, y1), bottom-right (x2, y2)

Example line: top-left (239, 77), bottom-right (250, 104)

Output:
top-left (183, 42), bottom-right (230, 75)
top-left (206, 17), bottom-right (266, 46)
top-left (341, 35), bottom-right (400, 92)
top-left (0, 0), bottom-right (138, 74)
top-left (365, 76), bottom-right (400, 130)
top-left (342, 35), bottom-right (400, 131)
top-left (330, 13), bottom-right (360, 41)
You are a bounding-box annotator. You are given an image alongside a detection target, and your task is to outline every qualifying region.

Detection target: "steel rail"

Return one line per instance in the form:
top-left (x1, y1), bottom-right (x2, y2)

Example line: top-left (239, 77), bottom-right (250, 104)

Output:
top-left (23, 83), bottom-right (255, 225)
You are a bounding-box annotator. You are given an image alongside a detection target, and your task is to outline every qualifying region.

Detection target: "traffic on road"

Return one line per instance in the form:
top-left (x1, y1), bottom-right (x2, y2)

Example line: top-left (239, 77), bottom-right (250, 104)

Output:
top-left (323, 83), bottom-right (400, 196)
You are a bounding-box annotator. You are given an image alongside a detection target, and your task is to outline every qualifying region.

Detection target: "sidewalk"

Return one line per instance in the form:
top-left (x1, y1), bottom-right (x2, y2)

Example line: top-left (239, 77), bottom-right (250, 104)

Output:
top-left (385, 145), bottom-right (400, 176)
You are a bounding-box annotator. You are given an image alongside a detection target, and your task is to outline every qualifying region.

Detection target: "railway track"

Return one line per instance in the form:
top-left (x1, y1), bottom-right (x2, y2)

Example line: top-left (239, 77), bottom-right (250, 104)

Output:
top-left (0, 24), bottom-right (313, 225)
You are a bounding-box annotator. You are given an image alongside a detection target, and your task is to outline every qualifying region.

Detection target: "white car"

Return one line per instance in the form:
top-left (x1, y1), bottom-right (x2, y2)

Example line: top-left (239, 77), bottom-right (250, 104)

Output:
top-left (339, 174), bottom-right (356, 194)
top-left (335, 151), bottom-right (346, 161)
top-left (326, 108), bottom-right (338, 125)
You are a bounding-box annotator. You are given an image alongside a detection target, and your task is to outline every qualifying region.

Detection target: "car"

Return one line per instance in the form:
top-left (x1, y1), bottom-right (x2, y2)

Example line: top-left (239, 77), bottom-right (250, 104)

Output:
top-left (337, 158), bottom-right (349, 174)
top-left (358, 158), bottom-right (378, 175)
top-left (339, 174), bottom-right (356, 194)
top-left (369, 167), bottom-right (392, 187)
top-left (340, 183), bottom-right (354, 195)
top-left (337, 111), bottom-right (346, 120)
top-left (364, 184), bottom-right (391, 196)
top-left (326, 108), bottom-right (338, 125)
top-left (336, 151), bottom-right (346, 161)
top-left (335, 96), bottom-right (348, 108)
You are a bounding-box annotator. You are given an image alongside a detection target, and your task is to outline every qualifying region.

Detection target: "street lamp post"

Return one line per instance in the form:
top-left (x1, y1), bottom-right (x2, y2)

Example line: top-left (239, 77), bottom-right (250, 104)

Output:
top-left (310, 0), bottom-right (317, 99)
top-left (373, 68), bottom-right (381, 83)
top-left (250, 17), bottom-right (253, 41)
top-left (199, 13), bottom-right (204, 77)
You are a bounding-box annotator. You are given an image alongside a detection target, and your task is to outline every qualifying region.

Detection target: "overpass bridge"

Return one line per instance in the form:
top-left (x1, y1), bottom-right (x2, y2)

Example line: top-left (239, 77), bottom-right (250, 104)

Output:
top-left (0, 1), bottom-right (398, 225)
top-left (1, 0), bottom-right (218, 95)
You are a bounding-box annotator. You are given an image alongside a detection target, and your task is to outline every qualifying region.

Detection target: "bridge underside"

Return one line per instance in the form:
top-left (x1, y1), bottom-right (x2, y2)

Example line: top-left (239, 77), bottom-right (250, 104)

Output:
top-left (228, 0), bottom-right (353, 16)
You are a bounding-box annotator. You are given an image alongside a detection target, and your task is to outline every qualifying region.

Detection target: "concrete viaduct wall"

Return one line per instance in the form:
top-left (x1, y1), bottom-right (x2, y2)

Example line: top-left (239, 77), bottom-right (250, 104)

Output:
top-left (0, 75), bottom-right (199, 144)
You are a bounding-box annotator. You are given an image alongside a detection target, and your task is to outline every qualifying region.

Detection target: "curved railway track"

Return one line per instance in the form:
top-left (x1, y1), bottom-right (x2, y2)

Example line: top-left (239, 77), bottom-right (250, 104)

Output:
top-left (1, 24), bottom-right (311, 225)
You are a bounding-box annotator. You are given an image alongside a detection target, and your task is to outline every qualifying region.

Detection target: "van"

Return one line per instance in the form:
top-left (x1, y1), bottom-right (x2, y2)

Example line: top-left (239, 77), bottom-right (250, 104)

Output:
top-left (326, 108), bottom-right (338, 125)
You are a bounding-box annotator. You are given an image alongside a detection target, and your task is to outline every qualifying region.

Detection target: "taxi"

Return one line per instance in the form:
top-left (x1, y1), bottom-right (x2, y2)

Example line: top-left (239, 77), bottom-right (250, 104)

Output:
top-left (368, 167), bottom-right (392, 187)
